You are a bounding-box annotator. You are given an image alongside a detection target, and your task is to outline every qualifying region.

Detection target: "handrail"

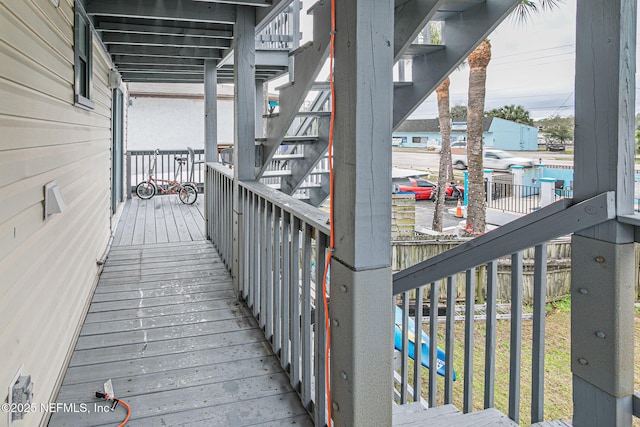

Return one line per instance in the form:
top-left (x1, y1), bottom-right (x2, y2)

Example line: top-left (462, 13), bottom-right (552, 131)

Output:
top-left (392, 192), bottom-right (615, 295)
top-left (239, 179), bottom-right (330, 236)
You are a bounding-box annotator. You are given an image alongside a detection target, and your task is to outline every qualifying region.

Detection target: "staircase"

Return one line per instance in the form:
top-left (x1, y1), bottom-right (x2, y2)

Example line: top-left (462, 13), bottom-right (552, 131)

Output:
top-left (254, 0), bottom-right (520, 206)
top-left (393, 403), bottom-right (520, 426)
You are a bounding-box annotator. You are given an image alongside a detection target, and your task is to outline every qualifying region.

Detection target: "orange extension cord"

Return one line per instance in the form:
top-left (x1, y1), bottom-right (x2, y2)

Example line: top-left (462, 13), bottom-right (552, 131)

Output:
top-left (96, 393), bottom-right (131, 426)
top-left (321, 0), bottom-right (337, 425)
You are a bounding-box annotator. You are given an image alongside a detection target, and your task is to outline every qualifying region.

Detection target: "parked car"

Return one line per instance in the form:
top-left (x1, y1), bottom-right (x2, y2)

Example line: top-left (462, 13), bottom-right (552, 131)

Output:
top-left (451, 149), bottom-right (536, 170)
top-left (394, 177), bottom-right (464, 201)
top-left (546, 143), bottom-right (566, 151)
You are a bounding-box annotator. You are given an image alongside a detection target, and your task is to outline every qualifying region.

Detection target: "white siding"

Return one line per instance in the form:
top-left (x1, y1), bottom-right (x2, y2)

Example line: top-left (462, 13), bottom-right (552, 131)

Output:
top-left (0, 1), bottom-right (113, 425)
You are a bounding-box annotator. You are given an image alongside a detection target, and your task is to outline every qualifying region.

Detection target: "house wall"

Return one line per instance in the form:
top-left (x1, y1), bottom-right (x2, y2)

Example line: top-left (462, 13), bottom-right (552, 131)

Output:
top-left (0, 1), bottom-right (113, 425)
top-left (127, 84), bottom-right (235, 151)
top-left (488, 117), bottom-right (538, 151)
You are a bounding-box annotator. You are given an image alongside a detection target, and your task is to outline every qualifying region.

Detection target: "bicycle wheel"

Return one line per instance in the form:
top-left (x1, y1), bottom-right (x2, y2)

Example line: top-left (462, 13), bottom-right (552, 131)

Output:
top-left (179, 184), bottom-right (197, 205)
top-left (136, 181), bottom-right (156, 199)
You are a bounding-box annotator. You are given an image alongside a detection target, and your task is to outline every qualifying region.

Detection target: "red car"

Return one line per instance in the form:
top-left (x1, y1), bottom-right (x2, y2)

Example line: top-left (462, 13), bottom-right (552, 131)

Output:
top-left (395, 177), bottom-right (464, 201)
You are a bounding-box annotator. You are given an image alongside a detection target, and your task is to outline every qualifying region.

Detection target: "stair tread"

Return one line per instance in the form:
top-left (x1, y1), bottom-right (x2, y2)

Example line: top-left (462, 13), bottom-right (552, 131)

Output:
top-left (402, 43), bottom-right (445, 58)
top-left (393, 405), bottom-right (520, 427)
top-left (531, 420), bottom-right (573, 427)
top-left (393, 404), bottom-right (460, 426)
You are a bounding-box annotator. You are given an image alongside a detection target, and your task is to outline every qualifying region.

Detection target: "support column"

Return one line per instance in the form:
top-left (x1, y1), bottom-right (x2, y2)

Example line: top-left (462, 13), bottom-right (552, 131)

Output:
top-left (331, 0), bottom-right (394, 425)
top-left (256, 80), bottom-right (265, 138)
top-left (232, 6), bottom-right (256, 295)
top-left (572, 0), bottom-right (636, 425)
top-left (539, 177), bottom-right (555, 208)
top-left (204, 59), bottom-right (218, 163)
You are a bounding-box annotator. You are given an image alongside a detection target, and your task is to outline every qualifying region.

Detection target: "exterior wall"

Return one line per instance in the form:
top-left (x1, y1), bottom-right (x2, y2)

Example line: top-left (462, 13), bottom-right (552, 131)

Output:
top-left (488, 117), bottom-right (538, 151)
top-left (127, 84), bottom-right (235, 151)
top-left (392, 118), bottom-right (538, 151)
top-left (0, 1), bottom-right (113, 425)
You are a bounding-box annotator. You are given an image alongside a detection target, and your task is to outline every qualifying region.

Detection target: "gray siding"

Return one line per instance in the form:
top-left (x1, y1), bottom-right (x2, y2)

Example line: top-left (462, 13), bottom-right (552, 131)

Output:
top-left (0, 1), bottom-right (113, 425)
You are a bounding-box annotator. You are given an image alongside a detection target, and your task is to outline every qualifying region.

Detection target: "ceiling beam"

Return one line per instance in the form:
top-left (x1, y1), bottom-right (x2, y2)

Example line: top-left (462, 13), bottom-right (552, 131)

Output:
top-left (101, 33), bottom-right (230, 49)
top-left (86, 0), bottom-right (237, 24)
top-left (118, 66), bottom-right (204, 73)
top-left (108, 45), bottom-right (222, 59)
top-left (194, 0), bottom-right (270, 6)
top-left (95, 21), bottom-right (233, 39)
top-left (112, 55), bottom-right (206, 66)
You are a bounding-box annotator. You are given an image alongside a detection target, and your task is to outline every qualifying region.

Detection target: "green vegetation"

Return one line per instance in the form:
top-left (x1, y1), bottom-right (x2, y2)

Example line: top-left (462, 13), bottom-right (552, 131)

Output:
top-left (536, 115), bottom-right (574, 145)
top-left (486, 104), bottom-right (535, 126)
top-left (404, 309), bottom-right (640, 426)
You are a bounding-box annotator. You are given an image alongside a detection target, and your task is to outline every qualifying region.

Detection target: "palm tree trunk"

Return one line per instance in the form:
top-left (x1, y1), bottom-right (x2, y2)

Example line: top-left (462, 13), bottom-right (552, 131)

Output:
top-left (466, 39), bottom-right (491, 233)
top-left (433, 77), bottom-right (452, 232)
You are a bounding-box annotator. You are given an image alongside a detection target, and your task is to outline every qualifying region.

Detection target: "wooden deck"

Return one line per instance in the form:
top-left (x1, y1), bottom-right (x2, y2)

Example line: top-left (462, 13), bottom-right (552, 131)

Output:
top-left (112, 196), bottom-right (206, 246)
top-left (48, 198), bottom-right (312, 426)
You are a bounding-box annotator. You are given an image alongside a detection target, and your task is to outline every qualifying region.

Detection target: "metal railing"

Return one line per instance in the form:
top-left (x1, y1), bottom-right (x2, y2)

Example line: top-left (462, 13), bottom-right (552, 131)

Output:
top-left (487, 182), bottom-right (541, 214)
top-left (392, 193), bottom-right (615, 425)
top-left (126, 149), bottom-right (205, 197)
top-left (206, 162), bottom-right (330, 425)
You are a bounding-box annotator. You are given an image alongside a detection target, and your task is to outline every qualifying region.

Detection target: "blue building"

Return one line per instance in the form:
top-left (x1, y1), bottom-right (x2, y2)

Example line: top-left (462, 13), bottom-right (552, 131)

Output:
top-left (393, 117), bottom-right (538, 151)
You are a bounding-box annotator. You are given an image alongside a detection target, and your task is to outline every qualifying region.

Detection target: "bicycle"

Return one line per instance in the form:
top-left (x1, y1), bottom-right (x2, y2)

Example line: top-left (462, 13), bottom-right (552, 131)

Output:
top-left (135, 149), bottom-right (198, 204)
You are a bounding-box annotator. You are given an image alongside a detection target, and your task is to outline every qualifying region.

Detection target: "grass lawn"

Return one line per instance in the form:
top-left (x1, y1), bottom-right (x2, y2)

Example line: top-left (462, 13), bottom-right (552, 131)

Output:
top-left (405, 301), bottom-right (640, 426)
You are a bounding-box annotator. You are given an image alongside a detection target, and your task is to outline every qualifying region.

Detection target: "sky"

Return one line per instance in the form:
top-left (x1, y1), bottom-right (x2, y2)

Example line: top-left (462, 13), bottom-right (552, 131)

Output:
top-left (293, 0), bottom-right (639, 121)
top-left (409, 0), bottom-right (640, 120)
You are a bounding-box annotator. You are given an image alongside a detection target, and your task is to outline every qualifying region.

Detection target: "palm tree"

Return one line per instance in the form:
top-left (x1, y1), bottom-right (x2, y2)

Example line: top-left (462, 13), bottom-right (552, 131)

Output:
top-left (465, 0), bottom-right (561, 233)
top-left (432, 77), bottom-right (452, 232)
top-left (465, 39), bottom-right (491, 233)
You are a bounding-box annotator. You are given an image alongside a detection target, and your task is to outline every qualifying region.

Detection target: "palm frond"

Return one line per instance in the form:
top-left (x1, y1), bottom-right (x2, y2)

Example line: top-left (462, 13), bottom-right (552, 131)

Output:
top-left (512, 0), bottom-right (563, 25)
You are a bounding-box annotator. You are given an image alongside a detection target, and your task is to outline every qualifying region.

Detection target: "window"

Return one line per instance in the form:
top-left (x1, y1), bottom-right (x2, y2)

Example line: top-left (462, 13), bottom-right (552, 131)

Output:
top-left (74, 1), bottom-right (93, 109)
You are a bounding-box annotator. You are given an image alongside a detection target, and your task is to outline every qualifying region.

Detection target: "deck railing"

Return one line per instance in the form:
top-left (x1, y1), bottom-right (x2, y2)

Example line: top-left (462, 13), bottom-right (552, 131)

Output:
top-left (205, 165), bottom-right (639, 425)
top-left (126, 149), bottom-right (205, 197)
top-left (206, 162), bottom-right (330, 425)
top-left (392, 192), bottom-right (616, 424)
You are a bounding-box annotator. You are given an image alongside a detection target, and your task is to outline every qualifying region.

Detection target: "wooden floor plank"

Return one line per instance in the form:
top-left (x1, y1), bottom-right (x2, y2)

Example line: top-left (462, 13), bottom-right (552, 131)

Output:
top-left (154, 196), bottom-right (169, 243)
top-left (98, 261), bottom-right (226, 280)
top-left (178, 200), bottom-right (205, 241)
top-left (92, 276), bottom-right (227, 294)
top-left (84, 297), bottom-right (238, 324)
top-left (109, 239), bottom-right (212, 253)
top-left (167, 197), bottom-right (192, 241)
top-left (111, 199), bottom-right (130, 246)
top-left (63, 341), bottom-right (274, 385)
top-left (143, 197), bottom-right (156, 244)
top-left (74, 316), bottom-right (256, 351)
top-left (51, 377), bottom-right (302, 427)
top-left (80, 303), bottom-right (252, 336)
top-left (69, 328), bottom-right (267, 367)
top-left (90, 280), bottom-right (233, 303)
top-left (87, 288), bottom-right (236, 312)
top-left (116, 199), bottom-right (139, 246)
top-left (162, 196), bottom-right (181, 243)
top-left (58, 355), bottom-right (284, 401)
top-left (100, 256), bottom-right (224, 274)
top-left (131, 198), bottom-right (147, 245)
top-left (104, 251), bottom-right (218, 268)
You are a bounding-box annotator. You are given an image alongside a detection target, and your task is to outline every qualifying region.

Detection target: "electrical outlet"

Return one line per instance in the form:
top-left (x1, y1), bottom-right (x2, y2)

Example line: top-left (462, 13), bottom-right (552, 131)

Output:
top-left (7, 365), bottom-right (34, 427)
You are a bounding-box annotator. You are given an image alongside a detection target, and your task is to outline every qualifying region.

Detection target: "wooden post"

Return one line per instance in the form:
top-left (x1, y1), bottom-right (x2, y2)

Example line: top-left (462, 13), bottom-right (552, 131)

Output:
top-left (204, 59), bottom-right (218, 163)
top-left (572, 0), bottom-right (636, 425)
top-left (330, 0), bottom-right (394, 425)
top-left (232, 6), bottom-right (256, 295)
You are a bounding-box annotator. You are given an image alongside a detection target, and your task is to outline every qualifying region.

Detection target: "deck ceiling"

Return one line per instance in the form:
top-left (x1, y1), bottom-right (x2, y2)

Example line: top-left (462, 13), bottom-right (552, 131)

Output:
top-left (86, 0), bottom-right (290, 83)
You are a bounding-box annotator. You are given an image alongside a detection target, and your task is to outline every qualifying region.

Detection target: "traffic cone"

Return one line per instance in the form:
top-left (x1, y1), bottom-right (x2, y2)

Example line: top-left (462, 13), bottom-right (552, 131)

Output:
top-left (455, 198), bottom-right (463, 218)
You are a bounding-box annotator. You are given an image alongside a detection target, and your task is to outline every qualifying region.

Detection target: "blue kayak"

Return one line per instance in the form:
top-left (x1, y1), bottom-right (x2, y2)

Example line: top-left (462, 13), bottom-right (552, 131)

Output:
top-left (394, 305), bottom-right (456, 380)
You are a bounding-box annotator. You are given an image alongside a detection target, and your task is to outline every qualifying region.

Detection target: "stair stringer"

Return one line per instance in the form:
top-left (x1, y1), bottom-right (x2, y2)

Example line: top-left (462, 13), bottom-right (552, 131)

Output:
top-left (392, 0), bottom-right (521, 130)
top-left (280, 116), bottom-right (330, 196)
top-left (257, 0), bottom-right (332, 178)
